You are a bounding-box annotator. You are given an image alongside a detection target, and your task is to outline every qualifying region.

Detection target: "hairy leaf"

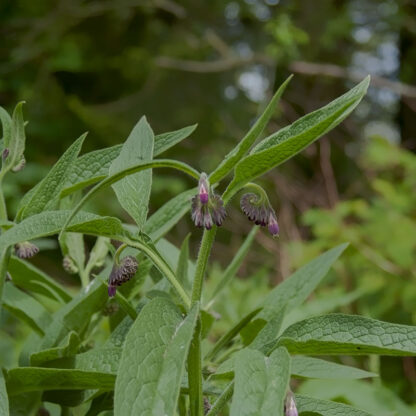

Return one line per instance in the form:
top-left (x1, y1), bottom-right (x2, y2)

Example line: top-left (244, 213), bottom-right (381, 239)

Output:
top-left (110, 116), bottom-right (154, 229)
top-left (8, 257), bottom-right (72, 303)
top-left (291, 356), bottom-right (377, 379)
top-left (114, 298), bottom-right (199, 416)
top-left (210, 75), bottom-right (292, 184)
top-left (19, 134), bottom-right (86, 219)
top-left (224, 77), bottom-right (370, 200)
top-left (278, 314), bottom-right (416, 356)
top-left (62, 124), bottom-right (196, 196)
top-left (6, 368), bottom-right (115, 395)
top-left (295, 395), bottom-right (372, 416)
top-left (0, 363), bottom-right (9, 415)
top-left (230, 347), bottom-right (290, 416)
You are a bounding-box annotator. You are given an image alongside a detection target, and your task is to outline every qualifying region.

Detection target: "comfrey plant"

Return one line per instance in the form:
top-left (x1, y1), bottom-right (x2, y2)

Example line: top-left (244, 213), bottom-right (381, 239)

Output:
top-left (0, 75), bottom-right (415, 416)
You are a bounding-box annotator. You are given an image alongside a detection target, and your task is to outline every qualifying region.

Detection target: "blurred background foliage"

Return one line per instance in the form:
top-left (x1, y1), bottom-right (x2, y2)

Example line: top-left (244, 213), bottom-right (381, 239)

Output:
top-left (1, 0), bottom-right (416, 413)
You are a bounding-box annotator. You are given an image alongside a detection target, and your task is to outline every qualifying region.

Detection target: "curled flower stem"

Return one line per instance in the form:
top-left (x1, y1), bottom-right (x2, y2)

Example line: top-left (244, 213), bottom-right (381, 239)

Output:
top-left (114, 243), bottom-right (128, 265)
top-left (125, 237), bottom-right (191, 309)
top-left (242, 182), bottom-right (270, 205)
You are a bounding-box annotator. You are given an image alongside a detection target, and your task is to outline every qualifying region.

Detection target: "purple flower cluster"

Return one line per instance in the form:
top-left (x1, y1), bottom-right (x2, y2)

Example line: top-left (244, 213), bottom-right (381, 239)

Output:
top-left (240, 193), bottom-right (279, 237)
top-left (108, 255), bottom-right (138, 297)
top-left (285, 392), bottom-right (298, 416)
top-left (191, 173), bottom-right (226, 230)
top-left (14, 241), bottom-right (39, 259)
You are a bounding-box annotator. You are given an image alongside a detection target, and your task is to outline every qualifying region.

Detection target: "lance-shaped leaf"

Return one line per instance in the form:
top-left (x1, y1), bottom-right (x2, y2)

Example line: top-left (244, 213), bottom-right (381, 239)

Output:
top-left (8, 257), bottom-right (72, 303)
top-left (291, 356), bottom-right (377, 379)
top-left (277, 314), bottom-right (416, 356)
top-left (0, 371), bottom-right (8, 416)
top-left (5, 367), bottom-right (115, 396)
top-left (62, 124), bottom-right (197, 197)
top-left (224, 77), bottom-right (370, 201)
top-left (0, 211), bottom-right (125, 253)
top-left (2, 283), bottom-right (52, 335)
top-left (114, 298), bottom-right (199, 416)
top-left (0, 106), bottom-right (12, 143)
top-left (230, 347), bottom-right (290, 416)
top-left (110, 116), bottom-right (154, 229)
top-left (295, 395), bottom-right (373, 416)
top-left (18, 134), bottom-right (86, 220)
top-left (210, 75), bottom-right (292, 184)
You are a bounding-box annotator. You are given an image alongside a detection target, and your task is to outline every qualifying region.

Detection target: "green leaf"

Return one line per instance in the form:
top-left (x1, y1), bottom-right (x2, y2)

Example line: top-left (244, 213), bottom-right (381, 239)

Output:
top-left (230, 347), bottom-right (290, 416)
top-left (208, 226), bottom-right (258, 307)
top-left (176, 234), bottom-right (191, 290)
top-left (114, 298), bottom-right (199, 416)
top-left (2, 282), bottom-right (52, 335)
top-left (18, 134), bottom-right (86, 220)
top-left (8, 257), bottom-right (72, 303)
top-left (60, 231), bottom-right (86, 273)
top-left (291, 356), bottom-right (377, 379)
top-left (210, 75), bottom-right (292, 184)
top-left (144, 188), bottom-right (196, 241)
top-left (61, 124), bottom-right (196, 197)
top-left (0, 106), bottom-right (12, 144)
top-left (110, 116), bottom-right (154, 229)
top-left (30, 331), bottom-right (80, 366)
top-left (3, 102), bottom-right (26, 173)
top-left (295, 395), bottom-right (373, 416)
top-left (278, 314), bottom-right (416, 356)
top-left (5, 367), bottom-right (115, 395)
top-left (37, 279), bottom-right (107, 350)
top-left (0, 368), bottom-right (9, 416)
top-left (0, 210), bottom-right (125, 252)
top-left (260, 244), bottom-right (348, 321)
top-left (224, 77), bottom-right (370, 200)
top-left (61, 159), bottom-right (199, 236)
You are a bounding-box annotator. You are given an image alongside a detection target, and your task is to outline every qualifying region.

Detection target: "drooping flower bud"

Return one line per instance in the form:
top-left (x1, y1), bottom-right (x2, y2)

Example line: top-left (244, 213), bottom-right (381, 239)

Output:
top-left (191, 173), bottom-right (226, 230)
top-left (62, 255), bottom-right (79, 274)
top-left (108, 255), bottom-right (138, 297)
top-left (240, 191), bottom-right (279, 237)
top-left (285, 391), bottom-right (298, 416)
top-left (203, 397), bottom-right (211, 415)
top-left (14, 241), bottom-right (39, 259)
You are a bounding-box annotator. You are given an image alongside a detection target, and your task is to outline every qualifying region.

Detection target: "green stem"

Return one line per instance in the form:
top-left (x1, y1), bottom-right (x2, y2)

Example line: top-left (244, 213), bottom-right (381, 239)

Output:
top-left (114, 243), bottom-right (128, 265)
top-left (206, 382), bottom-right (234, 416)
top-left (125, 237), bottom-right (191, 309)
top-left (79, 269), bottom-right (89, 288)
top-left (0, 176), bottom-right (8, 221)
top-left (191, 228), bottom-right (217, 304)
top-left (187, 319), bottom-right (204, 416)
top-left (188, 227), bottom-right (217, 416)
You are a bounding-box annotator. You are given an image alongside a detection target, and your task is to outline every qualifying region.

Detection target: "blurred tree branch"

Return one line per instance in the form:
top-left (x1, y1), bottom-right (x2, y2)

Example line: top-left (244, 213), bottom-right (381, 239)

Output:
top-left (155, 55), bottom-right (416, 99)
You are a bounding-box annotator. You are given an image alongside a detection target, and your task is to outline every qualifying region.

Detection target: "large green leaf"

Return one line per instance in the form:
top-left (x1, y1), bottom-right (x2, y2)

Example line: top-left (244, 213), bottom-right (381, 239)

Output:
top-left (5, 367), bottom-right (115, 395)
top-left (18, 134), bottom-right (86, 220)
top-left (278, 314), bottom-right (416, 356)
top-left (2, 283), bottom-right (52, 335)
top-left (0, 369), bottom-right (9, 416)
top-left (0, 106), bottom-right (12, 144)
top-left (62, 124), bottom-right (196, 197)
top-left (209, 75), bottom-right (292, 184)
top-left (0, 210), bottom-right (124, 253)
top-left (110, 116), bottom-right (154, 229)
top-left (230, 347), bottom-right (290, 416)
top-left (295, 395), bottom-right (372, 416)
top-left (291, 356), bottom-right (377, 379)
top-left (8, 257), bottom-right (72, 303)
top-left (61, 158), bottom-right (199, 235)
top-left (223, 77), bottom-right (370, 200)
top-left (114, 298), bottom-right (199, 416)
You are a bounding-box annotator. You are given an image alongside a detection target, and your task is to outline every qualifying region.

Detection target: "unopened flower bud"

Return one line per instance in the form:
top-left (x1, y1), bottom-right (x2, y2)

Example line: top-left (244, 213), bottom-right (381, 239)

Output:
top-left (285, 391), bottom-right (298, 416)
top-left (199, 173), bottom-right (209, 205)
top-left (108, 255), bottom-right (138, 297)
top-left (14, 241), bottom-right (39, 259)
top-left (191, 173), bottom-right (226, 230)
top-left (62, 255), bottom-right (79, 274)
top-left (2, 148), bottom-right (9, 162)
top-left (12, 156), bottom-right (26, 173)
top-left (203, 397), bottom-right (211, 415)
top-left (240, 192), bottom-right (279, 237)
